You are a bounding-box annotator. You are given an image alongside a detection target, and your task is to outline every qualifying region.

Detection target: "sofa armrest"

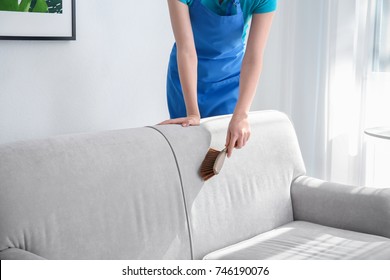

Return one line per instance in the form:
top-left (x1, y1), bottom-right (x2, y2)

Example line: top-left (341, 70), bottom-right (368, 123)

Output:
top-left (0, 248), bottom-right (45, 260)
top-left (291, 176), bottom-right (390, 239)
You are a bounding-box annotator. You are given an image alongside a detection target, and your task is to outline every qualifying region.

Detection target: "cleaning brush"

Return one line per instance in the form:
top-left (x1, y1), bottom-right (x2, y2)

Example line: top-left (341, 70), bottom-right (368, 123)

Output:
top-left (199, 147), bottom-right (227, 181)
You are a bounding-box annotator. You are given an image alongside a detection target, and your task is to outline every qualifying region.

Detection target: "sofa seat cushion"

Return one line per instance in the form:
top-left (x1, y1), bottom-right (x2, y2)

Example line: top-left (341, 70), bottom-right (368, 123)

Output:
top-left (203, 221), bottom-right (390, 260)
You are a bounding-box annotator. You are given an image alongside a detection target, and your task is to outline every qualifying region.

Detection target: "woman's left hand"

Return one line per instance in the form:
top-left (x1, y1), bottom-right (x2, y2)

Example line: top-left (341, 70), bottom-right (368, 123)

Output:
top-left (158, 114), bottom-right (200, 127)
top-left (225, 114), bottom-right (251, 158)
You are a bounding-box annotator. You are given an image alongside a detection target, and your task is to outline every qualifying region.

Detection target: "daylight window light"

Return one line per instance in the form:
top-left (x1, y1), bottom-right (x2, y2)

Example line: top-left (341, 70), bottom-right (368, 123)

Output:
top-left (373, 0), bottom-right (390, 72)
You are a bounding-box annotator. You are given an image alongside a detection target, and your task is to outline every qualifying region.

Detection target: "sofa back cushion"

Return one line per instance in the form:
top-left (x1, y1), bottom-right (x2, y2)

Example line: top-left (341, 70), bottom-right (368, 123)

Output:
top-left (0, 128), bottom-right (191, 259)
top-left (155, 111), bottom-right (306, 259)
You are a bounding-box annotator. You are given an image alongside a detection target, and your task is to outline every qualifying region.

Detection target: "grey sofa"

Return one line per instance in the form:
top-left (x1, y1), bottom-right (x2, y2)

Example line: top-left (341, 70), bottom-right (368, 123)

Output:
top-left (1, 110), bottom-right (390, 260)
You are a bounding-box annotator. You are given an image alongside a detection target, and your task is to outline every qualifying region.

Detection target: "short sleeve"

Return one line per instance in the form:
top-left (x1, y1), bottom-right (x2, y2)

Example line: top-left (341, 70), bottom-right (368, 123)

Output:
top-left (178, 0), bottom-right (190, 5)
top-left (253, 0), bottom-right (277, 14)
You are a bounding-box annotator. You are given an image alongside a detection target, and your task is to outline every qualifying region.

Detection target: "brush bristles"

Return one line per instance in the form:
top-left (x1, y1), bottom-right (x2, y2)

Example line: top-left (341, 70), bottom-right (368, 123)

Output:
top-left (200, 148), bottom-right (221, 181)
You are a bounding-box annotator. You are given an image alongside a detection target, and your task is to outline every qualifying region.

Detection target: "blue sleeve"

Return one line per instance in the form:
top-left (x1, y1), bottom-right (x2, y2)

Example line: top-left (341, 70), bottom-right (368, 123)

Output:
top-left (178, 0), bottom-right (191, 5)
top-left (253, 0), bottom-right (277, 14)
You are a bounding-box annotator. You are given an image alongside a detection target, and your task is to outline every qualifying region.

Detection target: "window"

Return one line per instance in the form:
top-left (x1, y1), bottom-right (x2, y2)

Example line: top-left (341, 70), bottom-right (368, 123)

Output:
top-left (373, 0), bottom-right (390, 72)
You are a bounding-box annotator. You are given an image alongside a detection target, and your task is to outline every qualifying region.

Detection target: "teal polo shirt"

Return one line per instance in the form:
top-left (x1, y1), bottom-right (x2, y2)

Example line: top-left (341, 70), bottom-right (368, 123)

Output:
top-left (178, 0), bottom-right (277, 40)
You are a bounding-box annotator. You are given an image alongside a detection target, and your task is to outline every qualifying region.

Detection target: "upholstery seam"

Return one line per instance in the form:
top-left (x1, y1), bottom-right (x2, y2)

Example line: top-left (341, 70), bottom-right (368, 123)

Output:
top-left (146, 126), bottom-right (194, 260)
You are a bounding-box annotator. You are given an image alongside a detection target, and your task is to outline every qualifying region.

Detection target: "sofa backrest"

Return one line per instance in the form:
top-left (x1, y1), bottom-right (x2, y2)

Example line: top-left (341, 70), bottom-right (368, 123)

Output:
top-left (0, 110), bottom-right (306, 260)
top-left (154, 111), bottom-right (306, 259)
top-left (0, 128), bottom-right (192, 259)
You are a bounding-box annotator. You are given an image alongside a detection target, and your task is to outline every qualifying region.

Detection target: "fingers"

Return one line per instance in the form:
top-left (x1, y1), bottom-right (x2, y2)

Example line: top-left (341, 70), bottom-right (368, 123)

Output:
top-left (158, 116), bottom-right (200, 127)
top-left (236, 136), bottom-right (244, 149)
top-left (238, 131), bottom-right (251, 148)
top-left (225, 130), bottom-right (231, 148)
top-left (182, 117), bottom-right (197, 127)
top-left (227, 134), bottom-right (237, 158)
top-left (225, 130), bottom-right (233, 158)
top-left (225, 130), bottom-right (251, 158)
top-left (246, 131), bottom-right (251, 145)
top-left (158, 118), bottom-right (185, 125)
top-left (182, 118), bottom-right (198, 127)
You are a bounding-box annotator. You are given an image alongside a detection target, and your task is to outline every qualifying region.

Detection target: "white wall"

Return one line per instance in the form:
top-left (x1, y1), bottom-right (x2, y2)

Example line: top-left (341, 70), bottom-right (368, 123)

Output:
top-left (0, 0), bottom-right (173, 144)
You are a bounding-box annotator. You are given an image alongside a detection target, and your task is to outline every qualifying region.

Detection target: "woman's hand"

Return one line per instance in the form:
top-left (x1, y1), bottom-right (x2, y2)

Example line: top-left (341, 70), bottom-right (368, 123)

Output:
top-left (158, 114), bottom-right (200, 127)
top-left (225, 114), bottom-right (251, 158)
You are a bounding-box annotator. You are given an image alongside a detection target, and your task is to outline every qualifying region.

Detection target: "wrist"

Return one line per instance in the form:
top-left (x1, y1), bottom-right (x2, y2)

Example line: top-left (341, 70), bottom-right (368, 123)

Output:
top-left (186, 109), bottom-right (200, 119)
top-left (232, 110), bottom-right (249, 121)
top-left (187, 113), bottom-right (200, 119)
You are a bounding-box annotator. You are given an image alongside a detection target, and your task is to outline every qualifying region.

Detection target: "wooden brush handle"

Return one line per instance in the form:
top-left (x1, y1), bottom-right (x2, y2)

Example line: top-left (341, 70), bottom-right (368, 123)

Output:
top-left (213, 148), bottom-right (227, 175)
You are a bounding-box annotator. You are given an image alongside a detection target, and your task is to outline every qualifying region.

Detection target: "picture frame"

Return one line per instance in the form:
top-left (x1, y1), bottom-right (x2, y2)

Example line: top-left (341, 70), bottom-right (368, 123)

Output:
top-left (0, 0), bottom-right (76, 40)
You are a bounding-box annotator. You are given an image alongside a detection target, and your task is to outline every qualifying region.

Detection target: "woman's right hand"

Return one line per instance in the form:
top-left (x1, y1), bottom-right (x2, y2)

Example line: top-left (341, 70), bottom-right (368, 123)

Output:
top-left (158, 114), bottom-right (200, 127)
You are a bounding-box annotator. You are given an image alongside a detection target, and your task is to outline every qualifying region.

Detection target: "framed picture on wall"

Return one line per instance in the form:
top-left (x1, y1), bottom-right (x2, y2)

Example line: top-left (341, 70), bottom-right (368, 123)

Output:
top-left (0, 0), bottom-right (76, 40)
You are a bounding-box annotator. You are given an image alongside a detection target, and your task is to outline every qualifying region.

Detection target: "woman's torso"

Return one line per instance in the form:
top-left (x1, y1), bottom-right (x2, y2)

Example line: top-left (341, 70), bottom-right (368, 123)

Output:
top-left (179, 0), bottom-right (277, 41)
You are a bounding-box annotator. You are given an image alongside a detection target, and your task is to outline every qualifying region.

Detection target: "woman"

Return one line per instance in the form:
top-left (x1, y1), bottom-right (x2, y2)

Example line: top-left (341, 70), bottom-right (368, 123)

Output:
top-left (160, 0), bottom-right (276, 157)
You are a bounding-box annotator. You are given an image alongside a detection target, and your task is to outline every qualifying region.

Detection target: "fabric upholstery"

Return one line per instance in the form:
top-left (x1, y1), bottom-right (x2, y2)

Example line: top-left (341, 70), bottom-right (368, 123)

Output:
top-left (156, 111), bottom-right (306, 259)
top-left (292, 176), bottom-right (390, 239)
top-left (149, 125), bottom-right (211, 260)
top-left (0, 248), bottom-right (45, 260)
top-left (0, 128), bottom-right (191, 259)
top-left (203, 221), bottom-right (390, 260)
top-left (1, 110), bottom-right (388, 260)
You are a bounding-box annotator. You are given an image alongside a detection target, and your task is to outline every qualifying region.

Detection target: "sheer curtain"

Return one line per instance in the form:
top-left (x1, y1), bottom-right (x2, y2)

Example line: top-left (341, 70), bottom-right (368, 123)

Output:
top-left (324, 0), bottom-right (374, 186)
top-left (364, 0), bottom-right (390, 187)
top-left (326, 0), bottom-right (390, 187)
top-left (255, 0), bottom-right (389, 187)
